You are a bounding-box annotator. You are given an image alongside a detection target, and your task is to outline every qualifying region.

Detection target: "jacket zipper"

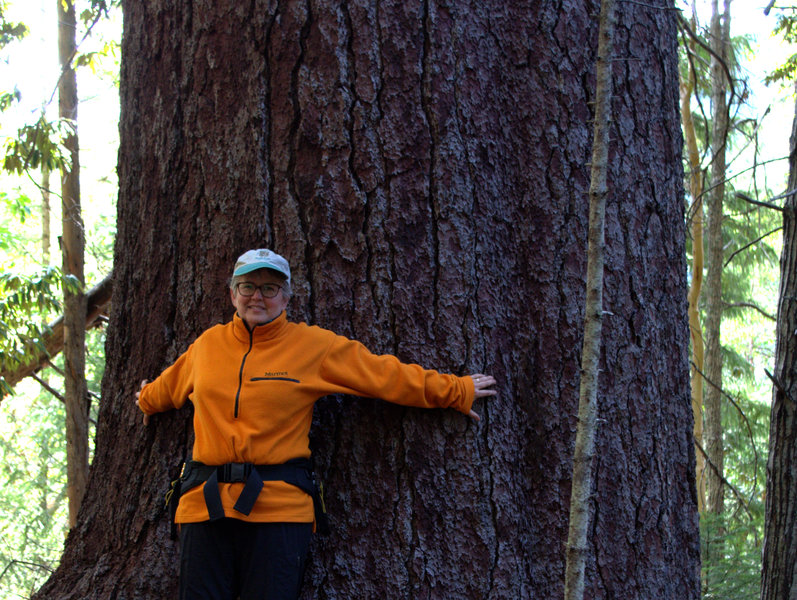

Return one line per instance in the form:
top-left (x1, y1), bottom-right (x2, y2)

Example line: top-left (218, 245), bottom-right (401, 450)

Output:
top-left (234, 328), bottom-right (255, 418)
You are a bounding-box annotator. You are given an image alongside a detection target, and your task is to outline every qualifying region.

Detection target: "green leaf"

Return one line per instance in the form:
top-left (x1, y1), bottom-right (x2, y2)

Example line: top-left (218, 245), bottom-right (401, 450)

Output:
top-left (2, 116), bottom-right (70, 175)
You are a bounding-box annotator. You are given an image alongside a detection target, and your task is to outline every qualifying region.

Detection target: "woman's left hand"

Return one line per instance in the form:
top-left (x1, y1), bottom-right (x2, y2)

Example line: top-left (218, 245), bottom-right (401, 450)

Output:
top-left (135, 379), bottom-right (151, 425)
top-left (468, 373), bottom-right (497, 421)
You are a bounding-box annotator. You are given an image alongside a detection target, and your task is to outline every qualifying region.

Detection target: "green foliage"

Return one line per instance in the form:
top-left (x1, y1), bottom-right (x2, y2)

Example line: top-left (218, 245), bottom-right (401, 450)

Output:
top-left (85, 212), bottom-right (115, 272)
top-left (0, 0), bottom-right (120, 597)
top-left (0, 267), bottom-right (64, 393)
top-left (0, 190), bottom-right (31, 226)
top-left (679, 11), bottom-right (755, 152)
top-left (765, 9), bottom-right (797, 85)
top-left (678, 6), bottom-right (785, 600)
top-left (3, 116), bottom-right (70, 175)
top-left (0, 1), bottom-right (27, 50)
top-left (0, 323), bottom-right (104, 598)
top-left (700, 348), bottom-right (771, 600)
top-left (764, 54), bottom-right (797, 86)
top-left (698, 223), bottom-right (778, 599)
top-left (721, 189), bottom-right (781, 304)
top-left (0, 89), bottom-right (20, 112)
top-left (701, 509), bottom-right (765, 600)
top-left (0, 385), bottom-right (68, 599)
top-left (699, 244), bottom-right (776, 599)
top-left (76, 0), bottom-right (121, 81)
top-left (0, 193), bottom-right (31, 279)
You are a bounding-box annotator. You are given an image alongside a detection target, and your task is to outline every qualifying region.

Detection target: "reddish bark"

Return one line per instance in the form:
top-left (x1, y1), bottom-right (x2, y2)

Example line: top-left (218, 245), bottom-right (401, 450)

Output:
top-left (36, 1), bottom-right (698, 598)
top-left (760, 87), bottom-right (797, 600)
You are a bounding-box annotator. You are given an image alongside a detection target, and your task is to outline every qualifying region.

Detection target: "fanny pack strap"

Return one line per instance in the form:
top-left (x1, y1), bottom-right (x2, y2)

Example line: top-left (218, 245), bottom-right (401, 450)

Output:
top-left (178, 459), bottom-right (328, 534)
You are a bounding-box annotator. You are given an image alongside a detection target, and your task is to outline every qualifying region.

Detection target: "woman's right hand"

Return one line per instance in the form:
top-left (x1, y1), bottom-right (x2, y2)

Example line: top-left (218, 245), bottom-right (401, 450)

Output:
top-left (468, 374), bottom-right (497, 421)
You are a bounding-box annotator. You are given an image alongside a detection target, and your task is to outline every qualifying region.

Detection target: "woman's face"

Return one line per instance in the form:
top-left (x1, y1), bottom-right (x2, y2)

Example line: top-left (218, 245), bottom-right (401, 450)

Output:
top-left (230, 268), bottom-right (289, 328)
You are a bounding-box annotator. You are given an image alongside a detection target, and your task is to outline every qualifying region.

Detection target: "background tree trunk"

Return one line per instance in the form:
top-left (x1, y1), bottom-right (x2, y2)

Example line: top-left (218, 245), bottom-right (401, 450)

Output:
top-left (36, 1), bottom-right (699, 598)
top-left (58, 0), bottom-right (89, 530)
top-left (760, 84), bottom-right (797, 600)
top-left (680, 21), bottom-right (707, 514)
top-left (703, 0), bottom-right (730, 522)
top-left (42, 163), bottom-right (51, 264)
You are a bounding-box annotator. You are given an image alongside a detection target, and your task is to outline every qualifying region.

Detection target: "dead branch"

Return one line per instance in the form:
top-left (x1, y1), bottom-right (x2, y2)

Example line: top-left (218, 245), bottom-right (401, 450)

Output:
top-left (723, 226), bottom-right (783, 269)
top-left (694, 438), bottom-right (754, 520)
top-left (692, 361), bottom-right (761, 497)
top-left (722, 301), bottom-right (777, 322)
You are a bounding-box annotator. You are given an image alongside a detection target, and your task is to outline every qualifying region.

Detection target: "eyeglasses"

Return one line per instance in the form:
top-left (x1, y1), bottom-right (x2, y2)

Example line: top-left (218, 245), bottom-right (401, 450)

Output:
top-left (235, 282), bottom-right (282, 298)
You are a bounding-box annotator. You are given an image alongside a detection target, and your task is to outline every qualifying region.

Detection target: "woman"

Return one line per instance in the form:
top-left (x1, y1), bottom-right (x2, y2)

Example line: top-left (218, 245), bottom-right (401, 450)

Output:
top-left (135, 248), bottom-right (497, 600)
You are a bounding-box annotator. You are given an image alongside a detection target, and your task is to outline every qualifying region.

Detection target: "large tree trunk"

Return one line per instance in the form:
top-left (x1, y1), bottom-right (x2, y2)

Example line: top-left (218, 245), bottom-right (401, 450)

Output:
top-left (36, 1), bottom-right (699, 598)
top-left (58, 0), bottom-right (89, 530)
top-left (760, 85), bottom-right (797, 600)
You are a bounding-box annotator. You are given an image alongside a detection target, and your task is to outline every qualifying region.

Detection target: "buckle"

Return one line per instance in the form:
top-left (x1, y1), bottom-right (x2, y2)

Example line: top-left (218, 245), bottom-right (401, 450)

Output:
top-left (219, 463), bottom-right (251, 483)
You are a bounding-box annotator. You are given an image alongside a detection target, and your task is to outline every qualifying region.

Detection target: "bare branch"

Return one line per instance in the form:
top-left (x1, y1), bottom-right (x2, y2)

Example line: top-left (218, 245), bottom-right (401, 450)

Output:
top-left (765, 369), bottom-right (787, 397)
top-left (722, 301), bottom-right (777, 322)
top-left (692, 361), bottom-right (761, 499)
top-left (735, 191), bottom-right (785, 212)
top-left (30, 372), bottom-right (66, 404)
top-left (696, 156), bottom-right (790, 204)
top-left (0, 558), bottom-right (54, 584)
top-left (677, 15), bottom-right (736, 98)
top-left (694, 438), bottom-right (754, 520)
top-left (723, 225), bottom-right (782, 268)
top-left (565, 0), bottom-right (614, 597)
top-left (769, 187), bottom-right (797, 204)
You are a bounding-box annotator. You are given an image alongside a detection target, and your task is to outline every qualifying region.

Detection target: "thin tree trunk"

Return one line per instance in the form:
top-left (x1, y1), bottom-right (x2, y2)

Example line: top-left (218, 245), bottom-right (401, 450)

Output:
top-left (42, 164), bottom-right (51, 264)
top-left (564, 0), bottom-right (614, 597)
top-left (703, 0), bottom-right (730, 520)
top-left (41, 163), bottom-right (52, 391)
top-left (58, 0), bottom-right (89, 530)
top-left (680, 15), bottom-right (707, 514)
top-left (760, 83), bottom-right (797, 600)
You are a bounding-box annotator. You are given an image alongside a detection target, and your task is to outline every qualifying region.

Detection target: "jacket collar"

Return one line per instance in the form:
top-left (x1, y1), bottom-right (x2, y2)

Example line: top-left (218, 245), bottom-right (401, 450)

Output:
top-left (232, 311), bottom-right (288, 342)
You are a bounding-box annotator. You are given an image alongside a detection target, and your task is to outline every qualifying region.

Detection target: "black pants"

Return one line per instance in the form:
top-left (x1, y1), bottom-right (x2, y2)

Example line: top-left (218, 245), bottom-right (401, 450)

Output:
top-left (179, 519), bottom-right (313, 600)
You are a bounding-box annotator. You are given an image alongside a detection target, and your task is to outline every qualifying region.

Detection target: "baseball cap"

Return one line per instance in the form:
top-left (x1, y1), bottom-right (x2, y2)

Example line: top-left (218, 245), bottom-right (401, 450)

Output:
top-left (232, 249), bottom-right (291, 283)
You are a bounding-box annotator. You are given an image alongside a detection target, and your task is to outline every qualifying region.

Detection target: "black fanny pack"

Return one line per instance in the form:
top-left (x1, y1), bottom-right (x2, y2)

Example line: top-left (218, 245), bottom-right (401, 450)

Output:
top-left (165, 457), bottom-right (329, 537)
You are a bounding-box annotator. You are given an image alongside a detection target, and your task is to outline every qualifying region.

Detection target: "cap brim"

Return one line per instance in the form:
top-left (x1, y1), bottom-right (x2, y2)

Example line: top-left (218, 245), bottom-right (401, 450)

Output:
top-left (233, 263), bottom-right (289, 280)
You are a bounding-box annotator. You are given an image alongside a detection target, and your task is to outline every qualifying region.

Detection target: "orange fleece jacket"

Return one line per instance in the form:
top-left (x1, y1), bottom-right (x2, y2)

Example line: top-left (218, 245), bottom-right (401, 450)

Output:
top-left (137, 311), bottom-right (475, 524)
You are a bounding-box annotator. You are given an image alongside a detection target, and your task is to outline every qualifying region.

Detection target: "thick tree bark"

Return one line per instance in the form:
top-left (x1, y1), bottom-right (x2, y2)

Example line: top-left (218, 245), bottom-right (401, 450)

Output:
top-left (58, 0), bottom-right (89, 530)
top-left (36, 1), bottom-right (699, 598)
top-left (760, 85), bottom-right (797, 600)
